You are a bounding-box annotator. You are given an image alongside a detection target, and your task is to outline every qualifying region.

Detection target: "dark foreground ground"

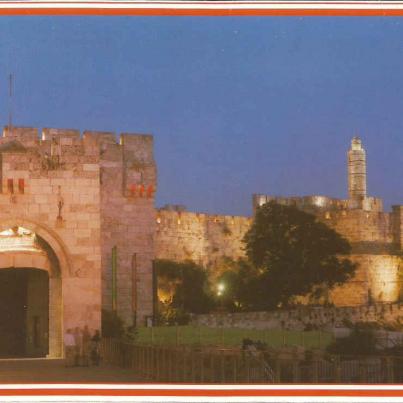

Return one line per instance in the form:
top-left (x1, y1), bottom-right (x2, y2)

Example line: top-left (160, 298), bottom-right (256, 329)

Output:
top-left (0, 358), bottom-right (144, 383)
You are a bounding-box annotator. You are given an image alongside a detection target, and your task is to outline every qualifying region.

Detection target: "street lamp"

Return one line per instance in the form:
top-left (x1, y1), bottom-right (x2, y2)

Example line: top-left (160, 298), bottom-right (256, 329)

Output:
top-left (216, 282), bottom-right (226, 312)
top-left (217, 282), bottom-right (225, 296)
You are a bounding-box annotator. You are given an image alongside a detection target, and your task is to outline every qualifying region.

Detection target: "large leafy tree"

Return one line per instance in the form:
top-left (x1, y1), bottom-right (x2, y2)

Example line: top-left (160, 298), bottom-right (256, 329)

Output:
top-left (243, 201), bottom-right (356, 309)
top-left (155, 259), bottom-right (215, 316)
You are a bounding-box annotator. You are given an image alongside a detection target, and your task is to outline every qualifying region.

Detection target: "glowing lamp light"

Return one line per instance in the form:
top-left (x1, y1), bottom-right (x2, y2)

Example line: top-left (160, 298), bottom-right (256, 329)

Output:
top-left (217, 282), bottom-right (225, 296)
top-left (314, 196), bottom-right (326, 207)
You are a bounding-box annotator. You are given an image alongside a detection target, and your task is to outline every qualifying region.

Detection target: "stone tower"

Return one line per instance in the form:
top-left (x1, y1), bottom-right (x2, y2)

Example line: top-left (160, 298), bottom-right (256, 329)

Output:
top-left (348, 136), bottom-right (367, 201)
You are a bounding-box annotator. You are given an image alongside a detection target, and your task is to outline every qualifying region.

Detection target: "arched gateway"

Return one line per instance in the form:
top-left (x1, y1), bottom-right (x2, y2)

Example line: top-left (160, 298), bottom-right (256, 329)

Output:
top-left (0, 220), bottom-right (67, 358)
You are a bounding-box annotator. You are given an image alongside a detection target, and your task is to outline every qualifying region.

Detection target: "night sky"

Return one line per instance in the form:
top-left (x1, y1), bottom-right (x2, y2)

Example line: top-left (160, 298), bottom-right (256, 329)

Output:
top-left (0, 17), bottom-right (401, 216)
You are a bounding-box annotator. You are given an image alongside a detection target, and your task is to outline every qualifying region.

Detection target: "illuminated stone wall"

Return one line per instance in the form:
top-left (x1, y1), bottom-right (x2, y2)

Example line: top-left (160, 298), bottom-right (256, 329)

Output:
top-left (156, 207), bottom-right (403, 307)
top-left (155, 208), bottom-right (251, 273)
top-left (316, 209), bottom-right (395, 253)
top-left (329, 255), bottom-right (402, 306)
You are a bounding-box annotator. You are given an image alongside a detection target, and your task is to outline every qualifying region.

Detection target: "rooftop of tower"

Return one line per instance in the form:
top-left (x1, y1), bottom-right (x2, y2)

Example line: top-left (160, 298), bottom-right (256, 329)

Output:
top-left (351, 136), bottom-right (363, 150)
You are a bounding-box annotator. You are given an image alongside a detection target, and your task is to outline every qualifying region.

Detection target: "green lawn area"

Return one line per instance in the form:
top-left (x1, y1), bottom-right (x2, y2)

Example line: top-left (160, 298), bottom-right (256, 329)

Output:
top-left (135, 326), bottom-right (333, 349)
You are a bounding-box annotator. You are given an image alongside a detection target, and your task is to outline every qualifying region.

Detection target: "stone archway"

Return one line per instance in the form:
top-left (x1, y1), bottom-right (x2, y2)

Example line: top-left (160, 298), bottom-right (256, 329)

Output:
top-left (0, 220), bottom-right (71, 358)
top-left (0, 267), bottom-right (49, 357)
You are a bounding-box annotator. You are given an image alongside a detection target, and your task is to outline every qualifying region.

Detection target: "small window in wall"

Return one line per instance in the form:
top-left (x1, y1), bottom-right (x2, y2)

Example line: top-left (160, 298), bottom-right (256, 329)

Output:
top-left (18, 179), bottom-right (24, 194)
top-left (7, 179), bottom-right (14, 194)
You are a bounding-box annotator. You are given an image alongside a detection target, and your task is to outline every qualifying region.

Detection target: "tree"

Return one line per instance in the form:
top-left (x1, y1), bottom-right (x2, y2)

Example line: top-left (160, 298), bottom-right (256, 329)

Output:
top-left (216, 258), bottom-right (262, 311)
top-left (243, 201), bottom-right (356, 309)
top-left (155, 259), bottom-right (215, 321)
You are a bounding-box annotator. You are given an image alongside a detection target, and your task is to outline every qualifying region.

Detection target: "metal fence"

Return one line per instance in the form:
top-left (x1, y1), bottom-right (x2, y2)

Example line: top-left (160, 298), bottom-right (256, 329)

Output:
top-left (102, 338), bottom-right (273, 382)
top-left (101, 338), bottom-right (401, 383)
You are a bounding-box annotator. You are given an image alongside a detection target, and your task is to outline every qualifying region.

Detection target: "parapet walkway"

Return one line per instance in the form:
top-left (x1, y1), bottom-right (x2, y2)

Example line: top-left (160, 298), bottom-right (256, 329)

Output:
top-left (0, 358), bottom-right (144, 383)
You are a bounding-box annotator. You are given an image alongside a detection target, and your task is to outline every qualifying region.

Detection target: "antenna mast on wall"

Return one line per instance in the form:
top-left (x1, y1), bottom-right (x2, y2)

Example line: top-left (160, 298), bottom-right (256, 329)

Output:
top-left (8, 73), bottom-right (13, 133)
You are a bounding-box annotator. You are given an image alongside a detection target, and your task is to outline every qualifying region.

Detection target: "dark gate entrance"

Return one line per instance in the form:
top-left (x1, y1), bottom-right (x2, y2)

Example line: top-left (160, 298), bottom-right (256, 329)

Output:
top-left (0, 268), bottom-right (49, 358)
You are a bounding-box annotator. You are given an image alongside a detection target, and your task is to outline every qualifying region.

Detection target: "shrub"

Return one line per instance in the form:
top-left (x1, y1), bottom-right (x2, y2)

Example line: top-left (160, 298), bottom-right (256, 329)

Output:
top-left (304, 323), bottom-right (319, 331)
top-left (326, 327), bottom-right (377, 355)
top-left (157, 303), bottom-right (190, 326)
top-left (122, 323), bottom-right (138, 343)
top-left (101, 309), bottom-right (125, 338)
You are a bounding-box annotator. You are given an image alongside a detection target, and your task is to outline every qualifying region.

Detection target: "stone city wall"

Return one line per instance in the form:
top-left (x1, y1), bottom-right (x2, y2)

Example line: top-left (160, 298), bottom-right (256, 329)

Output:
top-left (156, 202), bottom-right (402, 269)
top-left (324, 254), bottom-right (402, 306)
top-left (294, 255), bottom-right (402, 307)
top-left (191, 303), bottom-right (403, 331)
top-left (155, 209), bottom-right (251, 271)
top-left (155, 202), bottom-right (403, 306)
top-left (252, 195), bottom-right (401, 253)
top-left (316, 209), bottom-right (396, 253)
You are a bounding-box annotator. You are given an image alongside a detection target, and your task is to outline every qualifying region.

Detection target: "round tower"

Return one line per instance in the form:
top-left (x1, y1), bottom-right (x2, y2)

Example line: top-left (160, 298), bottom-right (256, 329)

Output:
top-left (348, 136), bottom-right (367, 200)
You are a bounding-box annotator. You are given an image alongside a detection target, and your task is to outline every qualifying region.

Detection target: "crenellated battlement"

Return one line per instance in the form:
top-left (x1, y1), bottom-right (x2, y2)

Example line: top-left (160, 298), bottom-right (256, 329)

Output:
top-left (253, 194), bottom-right (384, 214)
top-left (2, 126), bottom-right (39, 147)
top-left (42, 128), bottom-right (81, 144)
top-left (1, 126), bottom-right (154, 159)
top-left (156, 207), bottom-right (252, 228)
top-left (83, 130), bottom-right (117, 146)
top-left (0, 126), bottom-right (157, 202)
top-left (253, 194), bottom-right (349, 213)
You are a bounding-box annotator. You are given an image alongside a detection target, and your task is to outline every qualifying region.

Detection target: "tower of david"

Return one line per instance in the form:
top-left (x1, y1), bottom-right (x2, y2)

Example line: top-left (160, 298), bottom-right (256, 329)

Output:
top-left (155, 137), bottom-right (403, 306)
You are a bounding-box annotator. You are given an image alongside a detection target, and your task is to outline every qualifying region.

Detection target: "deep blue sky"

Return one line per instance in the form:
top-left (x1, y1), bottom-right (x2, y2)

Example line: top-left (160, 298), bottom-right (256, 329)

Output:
top-left (0, 17), bottom-right (401, 216)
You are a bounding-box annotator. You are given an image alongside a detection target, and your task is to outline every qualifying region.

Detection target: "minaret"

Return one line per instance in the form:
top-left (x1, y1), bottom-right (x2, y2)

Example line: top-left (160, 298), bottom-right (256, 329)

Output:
top-left (348, 136), bottom-right (367, 200)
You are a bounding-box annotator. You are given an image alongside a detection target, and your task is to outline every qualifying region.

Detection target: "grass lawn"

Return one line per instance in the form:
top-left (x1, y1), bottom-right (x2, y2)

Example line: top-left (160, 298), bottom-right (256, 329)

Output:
top-left (135, 326), bottom-right (333, 349)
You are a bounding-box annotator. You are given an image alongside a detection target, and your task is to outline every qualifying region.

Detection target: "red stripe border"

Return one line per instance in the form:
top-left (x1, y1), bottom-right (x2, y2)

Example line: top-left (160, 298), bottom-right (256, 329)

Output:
top-left (0, 387), bottom-right (403, 397)
top-left (1, 2), bottom-right (403, 16)
top-left (0, 8), bottom-right (401, 16)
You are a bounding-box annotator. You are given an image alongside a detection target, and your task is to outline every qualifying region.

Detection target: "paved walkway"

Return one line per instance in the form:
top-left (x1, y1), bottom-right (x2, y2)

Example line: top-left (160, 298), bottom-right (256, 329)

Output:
top-left (0, 358), bottom-right (145, 383)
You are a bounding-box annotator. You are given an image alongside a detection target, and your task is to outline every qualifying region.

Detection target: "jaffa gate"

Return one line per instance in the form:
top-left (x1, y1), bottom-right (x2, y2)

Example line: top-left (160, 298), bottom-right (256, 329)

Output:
top-left (0, 125), bottom-right (401, 359)
top-left (0, 126), bottom-right (156, 359)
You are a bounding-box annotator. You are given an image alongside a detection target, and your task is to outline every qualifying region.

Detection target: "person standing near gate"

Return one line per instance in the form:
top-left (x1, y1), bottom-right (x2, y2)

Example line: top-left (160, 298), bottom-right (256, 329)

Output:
top-left (64, 329), bottom-right (76, 367)
top-left (90, 330), bottom-right (101, 366)
top-left (73, 327), bottom-right (83, 366)
top-left (80, 326), bottom-right (91, 366)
